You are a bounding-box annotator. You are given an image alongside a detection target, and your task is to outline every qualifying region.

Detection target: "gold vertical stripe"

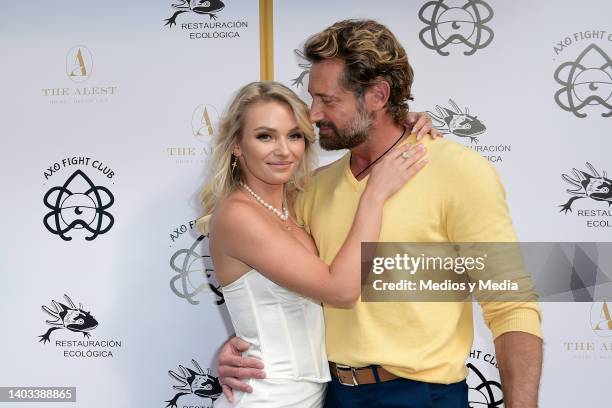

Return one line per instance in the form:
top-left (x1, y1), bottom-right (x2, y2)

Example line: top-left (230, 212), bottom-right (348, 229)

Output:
top-left (203, 108), bottom-right (214, 136)
top-left (76, 49), bottom-right (86, 76)
top-left (259, 0), bottom-right (274, 80)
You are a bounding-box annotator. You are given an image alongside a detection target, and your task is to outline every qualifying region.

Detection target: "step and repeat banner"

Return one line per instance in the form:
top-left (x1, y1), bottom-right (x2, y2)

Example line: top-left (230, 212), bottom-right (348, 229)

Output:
top-left (1, 0), bottom-right (610, 407)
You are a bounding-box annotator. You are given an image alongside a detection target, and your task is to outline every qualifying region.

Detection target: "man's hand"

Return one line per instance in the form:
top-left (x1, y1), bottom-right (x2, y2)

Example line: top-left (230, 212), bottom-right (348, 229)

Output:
top-left (217, 336), bottom-right (266, 402)
top-left (405, 111), bottom-right (443, 140)
top-left (495, 331), bottom-right (543, 408)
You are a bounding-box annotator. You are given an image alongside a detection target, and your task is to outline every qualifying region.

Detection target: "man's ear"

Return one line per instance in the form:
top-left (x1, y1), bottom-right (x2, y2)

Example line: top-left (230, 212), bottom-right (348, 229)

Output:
top-left (364, 79), bottom-right (391, 112)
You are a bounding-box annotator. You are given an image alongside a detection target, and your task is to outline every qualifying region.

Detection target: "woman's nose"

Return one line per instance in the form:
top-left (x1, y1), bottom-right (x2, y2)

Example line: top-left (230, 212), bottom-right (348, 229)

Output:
top-left (274, 138), bottom-right (290, 155)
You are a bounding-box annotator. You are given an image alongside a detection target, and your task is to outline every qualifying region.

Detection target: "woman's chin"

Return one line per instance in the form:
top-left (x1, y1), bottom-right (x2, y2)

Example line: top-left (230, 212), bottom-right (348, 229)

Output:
top-left (254, 174), bottom-right (293, 186)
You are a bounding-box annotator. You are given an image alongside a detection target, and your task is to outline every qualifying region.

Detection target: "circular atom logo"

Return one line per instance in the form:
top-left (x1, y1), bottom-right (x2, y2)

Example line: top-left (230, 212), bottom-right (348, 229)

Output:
top-left (169, 233), bottom-right (224, 306)
top-left (43, 169), bottom-right (114, 241)
top-left (466, 362), bottom-right (503, 407)
top-left (418, 0), bottom-right (494, 56)
top-left (42, 157), bottom-right (116, 241)
top-left (554, 43), bottom-right (612, 118)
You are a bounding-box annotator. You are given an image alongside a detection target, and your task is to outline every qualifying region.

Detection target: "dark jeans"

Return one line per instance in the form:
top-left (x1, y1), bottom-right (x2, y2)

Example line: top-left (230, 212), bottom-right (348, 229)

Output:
top-left (324, 375), bottom-right (468, 408)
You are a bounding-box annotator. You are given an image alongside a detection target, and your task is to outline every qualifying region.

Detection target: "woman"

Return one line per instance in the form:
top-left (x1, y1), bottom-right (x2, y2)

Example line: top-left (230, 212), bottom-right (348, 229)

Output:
top-left (199, 81), bottom-right (428, 407)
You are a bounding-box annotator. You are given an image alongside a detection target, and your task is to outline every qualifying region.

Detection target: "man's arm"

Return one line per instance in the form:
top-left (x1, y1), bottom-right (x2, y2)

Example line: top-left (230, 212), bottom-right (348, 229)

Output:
top-left (495, 331), bottom-right (543, 408)
top-left (217, 337), bottom-right (265, 402)
top-left (444, 149), bottom-right (543, 407)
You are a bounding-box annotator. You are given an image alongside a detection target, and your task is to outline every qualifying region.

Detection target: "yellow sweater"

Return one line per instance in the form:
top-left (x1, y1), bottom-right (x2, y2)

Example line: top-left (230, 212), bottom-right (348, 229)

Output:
top-left (295, 135), bottom-right (542, 384)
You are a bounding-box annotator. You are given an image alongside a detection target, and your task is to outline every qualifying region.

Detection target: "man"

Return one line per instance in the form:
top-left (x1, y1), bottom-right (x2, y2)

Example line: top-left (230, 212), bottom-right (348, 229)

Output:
top-left (217, 19), bottom-right (543, 407)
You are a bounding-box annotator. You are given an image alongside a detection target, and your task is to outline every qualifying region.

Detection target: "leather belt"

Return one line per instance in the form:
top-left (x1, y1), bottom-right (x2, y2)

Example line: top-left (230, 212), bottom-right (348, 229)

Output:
top-left (329, 362), bottom-right (399, 386)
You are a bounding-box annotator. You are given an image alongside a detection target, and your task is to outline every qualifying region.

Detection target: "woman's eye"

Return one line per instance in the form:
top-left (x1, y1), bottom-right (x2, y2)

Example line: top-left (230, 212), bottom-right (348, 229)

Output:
top-left (256, 134), bottom-right (271, 141)
top-left (289, 133), bottom-right (303, 140)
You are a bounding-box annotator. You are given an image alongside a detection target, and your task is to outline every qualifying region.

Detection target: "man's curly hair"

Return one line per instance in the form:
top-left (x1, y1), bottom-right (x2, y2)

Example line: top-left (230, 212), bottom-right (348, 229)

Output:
top-left (304, 19), bottom-right (414, 125)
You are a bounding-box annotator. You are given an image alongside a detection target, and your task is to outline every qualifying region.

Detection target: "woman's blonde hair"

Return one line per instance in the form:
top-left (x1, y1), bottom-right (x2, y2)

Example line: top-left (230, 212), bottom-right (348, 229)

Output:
top-left (198, 81), bottom-right (316, 232)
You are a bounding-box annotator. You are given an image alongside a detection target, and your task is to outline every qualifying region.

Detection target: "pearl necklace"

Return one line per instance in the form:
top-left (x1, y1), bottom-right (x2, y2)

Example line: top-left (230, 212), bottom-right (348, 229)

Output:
top-left (239, 182), bottom-right (289, 221)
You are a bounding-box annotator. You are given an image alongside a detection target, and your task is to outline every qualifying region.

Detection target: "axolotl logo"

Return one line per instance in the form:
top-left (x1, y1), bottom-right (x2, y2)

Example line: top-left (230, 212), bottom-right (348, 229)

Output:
top-left (38, 294), bottom-right (98, 344)
top-left (165, 359), bottom-right (222, 408)
top-left (558, 162), bottom-right (612, 229)
top-left (559, 162), bottom-right (612, 214)
top-left (428, 99), bottom-right (486, 144)
top-left (37, 294), bottom-right (122, 358)
top-left (164, 0), bottom-right (225, 26)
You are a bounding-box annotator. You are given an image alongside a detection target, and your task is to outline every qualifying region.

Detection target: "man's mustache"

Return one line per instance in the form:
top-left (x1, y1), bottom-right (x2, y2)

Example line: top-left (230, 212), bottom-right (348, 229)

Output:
top-left (316, 121), bottom-right (337, 132)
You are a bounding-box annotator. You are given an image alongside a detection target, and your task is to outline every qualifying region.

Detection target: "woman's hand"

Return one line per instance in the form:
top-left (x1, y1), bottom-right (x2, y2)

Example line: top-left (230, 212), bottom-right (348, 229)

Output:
top-left (365, 143), bottom-right (428, 202)
top-left (405, 111), bottom-right (443, 140)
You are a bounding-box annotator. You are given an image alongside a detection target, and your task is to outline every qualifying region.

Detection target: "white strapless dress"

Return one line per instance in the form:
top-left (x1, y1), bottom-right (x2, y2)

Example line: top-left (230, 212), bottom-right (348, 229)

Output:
top-left (214, 269), bottom-right (330, 408)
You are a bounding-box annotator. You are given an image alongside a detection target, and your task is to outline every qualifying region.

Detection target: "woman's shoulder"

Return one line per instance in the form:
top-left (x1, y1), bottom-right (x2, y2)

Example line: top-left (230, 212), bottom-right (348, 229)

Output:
top-left (210, 192), bottom-right (273, 240)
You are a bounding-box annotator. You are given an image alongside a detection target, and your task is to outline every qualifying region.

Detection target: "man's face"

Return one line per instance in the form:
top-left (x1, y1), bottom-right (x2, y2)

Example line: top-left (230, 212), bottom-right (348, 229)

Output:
top-left (308, 59), bottom-right (374, 150)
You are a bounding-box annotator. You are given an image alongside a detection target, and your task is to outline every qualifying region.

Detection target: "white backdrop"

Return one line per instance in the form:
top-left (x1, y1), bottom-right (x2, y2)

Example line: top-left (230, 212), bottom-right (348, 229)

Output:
top-left (274, 1), bottom-right (611, 407)
top-left (1, 1), bottom-right (611, 407)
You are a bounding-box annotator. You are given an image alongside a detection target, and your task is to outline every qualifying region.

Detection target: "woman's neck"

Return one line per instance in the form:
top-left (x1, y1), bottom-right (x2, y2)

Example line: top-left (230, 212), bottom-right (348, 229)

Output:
top-left (241, 176), bottom-right (285, 210)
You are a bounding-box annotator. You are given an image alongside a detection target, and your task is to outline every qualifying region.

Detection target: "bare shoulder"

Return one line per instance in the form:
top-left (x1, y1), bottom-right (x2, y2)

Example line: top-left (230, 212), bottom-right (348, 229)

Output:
top-left (210, 192), bottom-right (275, 248)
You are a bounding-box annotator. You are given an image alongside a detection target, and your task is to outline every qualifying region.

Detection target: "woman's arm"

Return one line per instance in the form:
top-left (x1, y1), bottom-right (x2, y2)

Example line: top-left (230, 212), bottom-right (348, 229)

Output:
top-left (218, 143), bottom-right (427, 307)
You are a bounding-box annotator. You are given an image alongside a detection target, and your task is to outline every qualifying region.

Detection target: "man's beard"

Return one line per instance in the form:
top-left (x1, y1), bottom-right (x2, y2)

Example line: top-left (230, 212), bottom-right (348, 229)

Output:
top-left (317, 104), bottom-right (374, 151)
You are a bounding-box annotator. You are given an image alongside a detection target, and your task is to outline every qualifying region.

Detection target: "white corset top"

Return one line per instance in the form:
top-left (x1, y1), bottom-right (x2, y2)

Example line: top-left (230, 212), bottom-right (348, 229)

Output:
top-left (222, 270), bottom-right (331, 382)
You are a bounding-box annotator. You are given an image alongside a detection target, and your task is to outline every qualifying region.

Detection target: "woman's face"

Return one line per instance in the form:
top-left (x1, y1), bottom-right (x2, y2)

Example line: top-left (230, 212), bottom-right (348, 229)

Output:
top-left (234, 101), bottom-right (306, 186)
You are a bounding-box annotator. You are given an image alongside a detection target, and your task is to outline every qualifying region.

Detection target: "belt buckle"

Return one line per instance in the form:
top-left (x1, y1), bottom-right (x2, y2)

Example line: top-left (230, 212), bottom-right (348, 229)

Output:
top-left (335, 364), bottom-right (358, 386)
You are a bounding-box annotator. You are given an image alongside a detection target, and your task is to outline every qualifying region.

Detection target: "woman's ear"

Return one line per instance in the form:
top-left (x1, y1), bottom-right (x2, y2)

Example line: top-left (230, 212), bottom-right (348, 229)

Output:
top-left (233, 144), bottom-right (242, 157)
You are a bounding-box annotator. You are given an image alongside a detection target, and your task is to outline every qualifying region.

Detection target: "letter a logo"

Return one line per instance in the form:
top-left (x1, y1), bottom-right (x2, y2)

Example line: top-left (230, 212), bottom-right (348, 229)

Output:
top-left (66, 46), bottom-right (93, 83)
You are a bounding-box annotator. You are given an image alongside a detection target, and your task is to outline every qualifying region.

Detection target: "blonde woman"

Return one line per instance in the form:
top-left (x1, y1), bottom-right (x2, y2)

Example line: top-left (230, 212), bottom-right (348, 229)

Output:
top-left (199, 81), bottom-right (429, 408)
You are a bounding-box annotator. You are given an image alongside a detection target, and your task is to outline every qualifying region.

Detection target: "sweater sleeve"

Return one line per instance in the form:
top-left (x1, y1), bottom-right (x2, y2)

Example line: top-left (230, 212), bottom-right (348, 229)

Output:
top-left (445, 148), bottom-right (543, 340)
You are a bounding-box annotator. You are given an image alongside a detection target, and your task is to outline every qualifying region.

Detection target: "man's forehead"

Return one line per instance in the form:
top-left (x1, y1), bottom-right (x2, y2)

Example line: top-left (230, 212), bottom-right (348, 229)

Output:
top-left (308, 59), bottom-right (347, 95)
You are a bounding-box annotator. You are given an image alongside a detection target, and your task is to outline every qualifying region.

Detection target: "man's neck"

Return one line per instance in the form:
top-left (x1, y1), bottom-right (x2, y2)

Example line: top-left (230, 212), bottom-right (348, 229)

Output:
top-left (350, 114), bottom-right (405, 177)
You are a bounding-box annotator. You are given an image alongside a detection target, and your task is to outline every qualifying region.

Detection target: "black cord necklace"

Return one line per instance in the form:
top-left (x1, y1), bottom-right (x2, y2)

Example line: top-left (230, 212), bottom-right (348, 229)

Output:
top-left (352, 126), bottom-right (407, 180)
